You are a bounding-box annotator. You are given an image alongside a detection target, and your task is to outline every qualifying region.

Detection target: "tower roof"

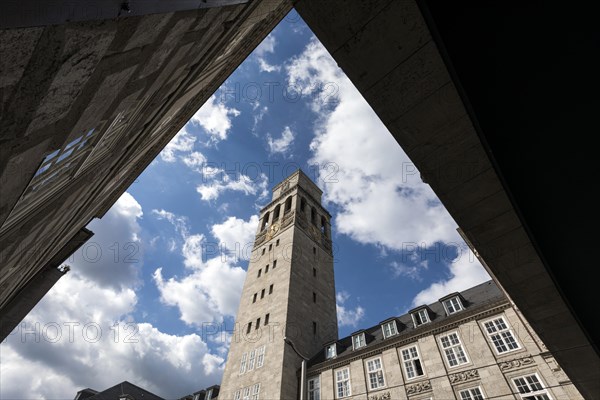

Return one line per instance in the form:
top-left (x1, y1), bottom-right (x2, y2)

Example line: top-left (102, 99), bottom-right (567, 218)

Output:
top-left (271, 169), bottom-right (323, 203)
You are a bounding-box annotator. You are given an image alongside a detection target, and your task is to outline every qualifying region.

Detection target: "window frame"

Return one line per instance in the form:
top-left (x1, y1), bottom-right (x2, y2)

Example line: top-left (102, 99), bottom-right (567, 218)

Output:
top-left (439, 331), bottom-right (470, 368)
top-left (366, 357), bottom-right (386, 390)
top-left (256, 345), bottom-right (266, 368)
top-left (482, 315), bottom-right (521, 355)
top-left (206, 389), bottom-right (213, 400)
top-left (400, 344), bottom-right (425, 380)
top-left (412, 308), bottom-right (430, 326)
top-left (352, 332), bottom-right (366, 350)
top-left (239, 352), bottom-right (247, 375)
top-left (308, 376), bottom-right (320, 400)
top-left (458, 386), bottom-right (485, 400)
top-left (248, 349), bottom-right (256, 370)
top-left (251, 383), bottom-right (260, 400)
top-left (325, 344), bottom-right (337, 359)
top-left (335, 367), bottom-right (351, 398)
top-left (381, 320), bottom-right (398, 339)
top-left (512, 373), bottom-right (552, 400)
top-left (242, 386), bottom-right (251, 400)
top-left (443, 296), bottom-right (464, 315)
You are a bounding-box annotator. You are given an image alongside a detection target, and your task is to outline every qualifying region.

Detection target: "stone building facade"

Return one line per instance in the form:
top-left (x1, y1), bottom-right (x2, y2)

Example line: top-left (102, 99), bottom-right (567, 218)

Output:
top-left (220, 171), bottom-right (583, 400)
top-left (304, 281), bottom-right (583, 400)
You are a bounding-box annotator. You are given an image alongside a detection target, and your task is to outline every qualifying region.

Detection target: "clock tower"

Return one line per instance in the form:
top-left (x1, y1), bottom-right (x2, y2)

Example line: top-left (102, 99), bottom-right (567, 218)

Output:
top-left (219, 170), bottom-right (338, 399)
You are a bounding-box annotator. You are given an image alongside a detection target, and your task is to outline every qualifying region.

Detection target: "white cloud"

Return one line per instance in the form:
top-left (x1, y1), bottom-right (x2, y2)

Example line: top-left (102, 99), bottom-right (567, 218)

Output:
top-left (160, 128), bottom-right (196, 162)
top-left (267, 126), bottom-right (295, 155)
top-left (150, 211), bottom-right (254, 327)
top-left (287, 37), bottom-right (489, 306)
top-left (196, 171), bottom-right (269, 203)
top-left (190, 95), bottom-right (240, 145)
top-left (336, 291), bottom-right (365, 328)
top-left (211, 215), bottom-right (260, 259)
top-left (412, 246), bottom-right (490, 306)
top-left (389, 260), bottom-right (427, 281)
top-left (0, 194), bottom-right (224, 399)
top-left (258, 58), bottom-right (281, 73)
top-left (182, 151), bottom-right (207, 170)
top-left (252, 105), bottom-right (269, 136)
top-left (66, 192), bottom-right (143, 290)
top-left (152, 209), bottom-right (190, 238)
top-left (254, 34), bottom-right (276, 56)
top-left (254, 34), bottom-right (281, 73)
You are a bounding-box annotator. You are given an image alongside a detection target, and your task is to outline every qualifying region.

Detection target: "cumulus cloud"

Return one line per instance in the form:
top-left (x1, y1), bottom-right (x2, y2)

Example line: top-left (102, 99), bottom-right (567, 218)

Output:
top-left (254, 34), bottom-right (281, 73)
top-left (412, 246), bottom-right (490, 306)
top-left (182, 151), bottom-right (207, 170)
top-left (0, 194), bottom-right (224, 399)
top-left (190, 95), bottom-right (240, 145)
top-left (65, 192), bottom-right (143, 290)
top-left (267, 126), bottom-right (295, 155)
top-left (196, 170), bottom-right (269, 203)
top-left (160, 128), bottom-right (196, 162)
top-left (211, 215), bottom-right (260, 259)
top-left (150, 210), bottom-right (255, 327)
top-left (336, 291), bottom-right (365, 328)
top-left (287, 37), bottom-right (489, 304)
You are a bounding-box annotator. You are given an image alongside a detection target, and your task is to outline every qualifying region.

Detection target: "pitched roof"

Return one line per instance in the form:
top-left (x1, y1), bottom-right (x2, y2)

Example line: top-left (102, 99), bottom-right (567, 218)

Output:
top-left (86, 381), bottom-right (164, 400)
top-left (308, 280), bottom-right (506, 368)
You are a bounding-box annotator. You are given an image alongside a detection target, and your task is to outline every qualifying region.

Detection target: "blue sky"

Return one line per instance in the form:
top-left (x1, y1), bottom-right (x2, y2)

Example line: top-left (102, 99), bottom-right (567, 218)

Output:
top-left (0, 11), bottom-right (489, 399)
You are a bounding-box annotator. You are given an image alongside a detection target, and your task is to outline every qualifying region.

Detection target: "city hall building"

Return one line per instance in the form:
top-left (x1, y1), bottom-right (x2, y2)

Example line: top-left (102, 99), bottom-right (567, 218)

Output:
top-left (218, 170), bottom-right (583, 400)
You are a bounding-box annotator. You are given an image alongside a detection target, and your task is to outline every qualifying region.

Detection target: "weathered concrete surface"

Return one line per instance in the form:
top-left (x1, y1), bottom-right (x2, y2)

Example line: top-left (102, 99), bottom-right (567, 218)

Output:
top-left (295, 0), bottom-right (599, 398)
top-left (0, 0), bottom-right (292, 335)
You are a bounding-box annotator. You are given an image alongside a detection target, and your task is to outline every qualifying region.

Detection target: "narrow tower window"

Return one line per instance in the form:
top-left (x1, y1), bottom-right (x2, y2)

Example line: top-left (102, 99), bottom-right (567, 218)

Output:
top-left (273, 259), bottom-right (277, 268)
top-left (269, 284), bottom-right (273, 294)
top-left (285, 196), bottom-right (292, 213)
top-left (313, 268), bottom-right (317, 277)
top-left (311, 207), bottom-right (317, 225)
top-left (261, 212), bottom-right (270, 231)
top-left (253, 293), bottom-right (257, 303)
top-left (261, 289), bottom-right (265, 299)
top-left (313, 322), bottom-right (317, 335)
top-left (257, 269), bottom-right (262, 278)
top-left (265, 313), bottom-right (270, 325)
top-left (265, 264), bottom-right (269, 273)
top-left (246, 322), bottom-right (252, 334)
top-left (313, 292), bottom-right (317, 303)
top-left (273, 204), bottom-right (281, 221)
top-left (300, 197), bottom-right (306, 212)
top-left (256, 318), bottom-right (261, 329)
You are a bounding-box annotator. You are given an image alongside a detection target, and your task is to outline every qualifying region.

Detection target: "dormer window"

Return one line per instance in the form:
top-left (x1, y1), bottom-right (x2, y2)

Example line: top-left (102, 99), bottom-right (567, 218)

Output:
top-left (205, 389), bottom-right (213, 400)
top-left (413, 308), bottom-right (430, 326)
top-left (381, 320), bottom-right (398, 338)
top-left (352, 333), bottom-right (366, 350)
top-left (442, 296), bottom-right (463, 315)
top-left (325, 343), bottom-right (337, 359)
top-left (193, 394), bottom-right (201, 400)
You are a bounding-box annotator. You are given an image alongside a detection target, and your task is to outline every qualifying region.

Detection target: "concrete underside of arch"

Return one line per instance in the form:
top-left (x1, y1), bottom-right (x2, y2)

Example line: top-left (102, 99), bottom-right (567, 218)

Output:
top-left (294, 0), bottom-right (599, 398)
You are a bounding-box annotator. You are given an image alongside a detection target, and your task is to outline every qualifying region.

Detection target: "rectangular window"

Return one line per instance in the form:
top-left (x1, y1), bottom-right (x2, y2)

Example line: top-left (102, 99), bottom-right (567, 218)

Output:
top-left (262, 248), bottom-right (265, 255)
top-left (513, 374), bottom-right (551, 400)
top-left (335, 368), bottom-right (351, 398)
top-left (444, 297), bottom-right (463, 315)
top-left (265, 264), bottom-right (269, 273)
top-left (313, 268), bottom-right (317, 277)
top-left (313, 247), bottom-right (316, 254)
top-left (313, 321), bottom-right (317, 335)
top-left (258, 269), bottom-right (262, 278)
top-left (253, 293), bottom-right (257, 303)
top-left (251, 383), bottom-right (260, 400)
top-left (440, 332), bottom-right (469, 367)
top-left (414, 309), bottom-right (430, 326)
top-left (269, 244), bottom-right (272, 251)
top-left (206, 389), bottom-right (213, 400)
top-left (381, 321), bottom-right (398, 338)
top-left (257, 345), bottom-right (266, 368)
top-left (269, 284), bottom-right (273, 294)
top-left (401, 346), bottom-right (424, 379)
top-left (352, 333), bottom-right (365, 350)
top-left (313, 292), bottom-right (317, 303)
top-left (246, 322), bottom-right (252, 334)
top-left (239, 352), bottom-right (247, 374)
top-left (273, 259), bottom-right (277, 268)
top-left (265, 313), bottom-right (270, 325)
top-left (242, 386), bottom-right (250, 400)
top-left (248, 349), bottom-right (256, 370)
top-left (276, 239), bottom-right (280, 246)
top-left (459, 387), bottom-right (484, 400)
top-left (256, 318), bottom-right (261, 329)
top-left (366, 358), bottom-right (385, 390)
top-left (261, 289), bottom-right (265, 299)
top-left (308, 376), bottom-right (320, 400)
top-left (326, 344), bottom-right (336, 359)
top-left (483, 316), bottom-right (520, 354)
top-left (234, 390), bottom-right (241, 400)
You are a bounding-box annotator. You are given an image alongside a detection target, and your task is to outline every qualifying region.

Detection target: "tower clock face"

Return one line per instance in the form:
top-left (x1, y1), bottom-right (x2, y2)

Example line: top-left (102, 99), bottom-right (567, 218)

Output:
top-left (267, 222), bottom-right (280, 239)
